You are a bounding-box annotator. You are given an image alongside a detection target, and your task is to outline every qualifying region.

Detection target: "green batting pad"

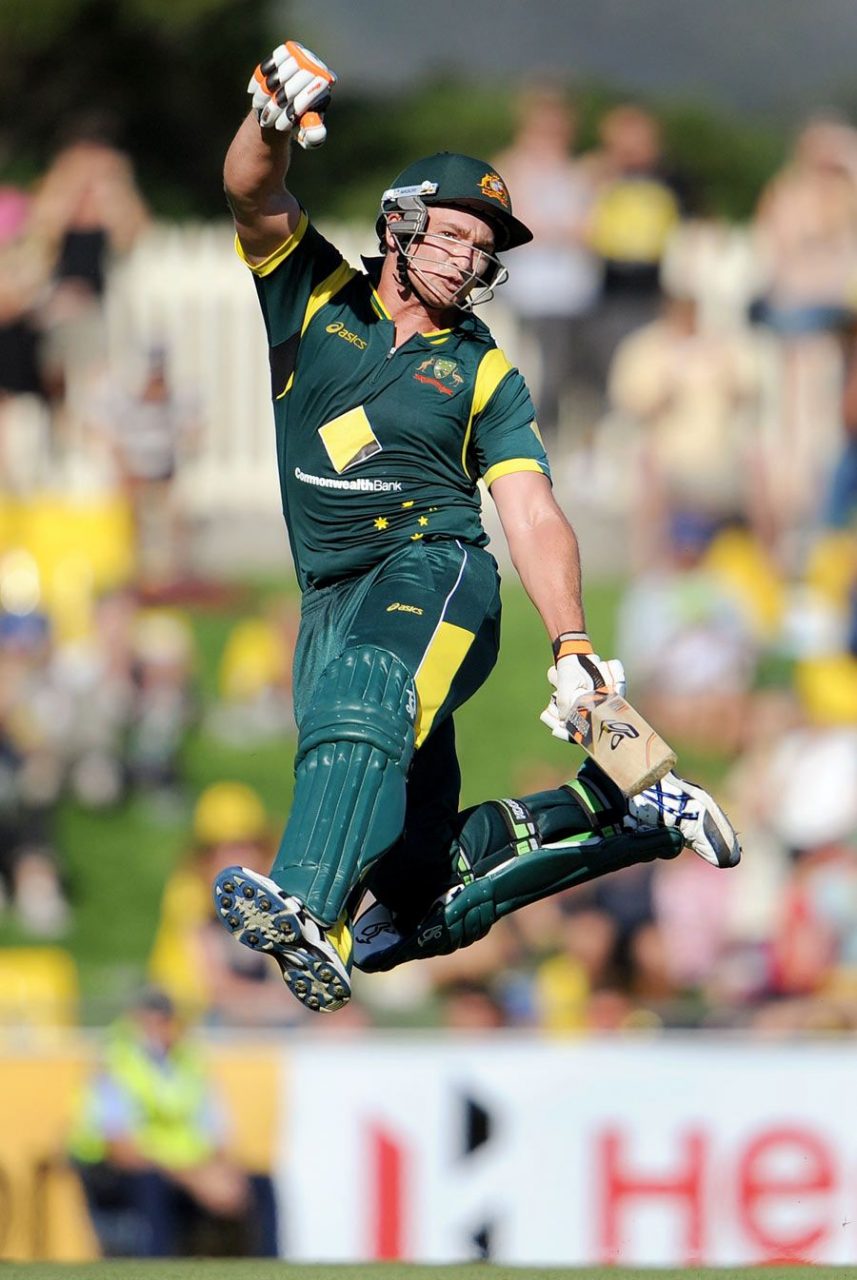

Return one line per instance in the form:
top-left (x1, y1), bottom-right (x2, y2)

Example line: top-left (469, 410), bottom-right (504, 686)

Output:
top-left (271, 645), bottom-right (415, 925)
top-left (359, 822), bottom-right (682, 972)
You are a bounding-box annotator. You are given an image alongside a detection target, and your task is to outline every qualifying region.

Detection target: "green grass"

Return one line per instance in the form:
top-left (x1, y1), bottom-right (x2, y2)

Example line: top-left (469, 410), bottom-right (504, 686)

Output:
top-left (0, 574), bottom-right (735, 1014)
top-left (0, 1265), bottom-right (851, 1280)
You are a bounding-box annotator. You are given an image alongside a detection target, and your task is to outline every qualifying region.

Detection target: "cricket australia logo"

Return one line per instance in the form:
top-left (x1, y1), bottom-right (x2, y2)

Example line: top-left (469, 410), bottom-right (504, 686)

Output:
top-left (479, 172), bottom-right (510, 208)
top-left (599, 719), bottom-right (640, 751)
top-left (414, 356), bottom-right (465, 396)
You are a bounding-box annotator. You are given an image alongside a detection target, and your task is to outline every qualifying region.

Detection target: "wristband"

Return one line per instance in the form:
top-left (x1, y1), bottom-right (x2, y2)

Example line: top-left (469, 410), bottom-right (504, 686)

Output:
top-left (552, 631), bottom-right (593, 661)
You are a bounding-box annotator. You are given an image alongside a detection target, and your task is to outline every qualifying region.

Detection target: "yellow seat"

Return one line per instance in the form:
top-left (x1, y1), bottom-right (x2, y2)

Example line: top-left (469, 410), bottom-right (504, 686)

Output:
top-left (0, 947), bottom-right (80, 1027)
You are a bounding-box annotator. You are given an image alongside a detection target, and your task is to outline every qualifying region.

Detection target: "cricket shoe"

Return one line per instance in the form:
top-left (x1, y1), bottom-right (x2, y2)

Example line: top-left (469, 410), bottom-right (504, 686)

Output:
top-left (352, 900), bottom-right (405, 972)
top-left (625, 771), bottom-right (741, 868)
top-left (212, 866), bottom-right (352, 1012)
top-left (353, 897), bottom-right (454, 973)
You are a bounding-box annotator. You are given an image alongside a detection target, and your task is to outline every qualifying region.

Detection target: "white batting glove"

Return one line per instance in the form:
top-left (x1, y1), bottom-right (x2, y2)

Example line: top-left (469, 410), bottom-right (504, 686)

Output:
top-left (248, 40), bottom-right (336, 146)
top-left (539, 632), bottom-right (626, 741)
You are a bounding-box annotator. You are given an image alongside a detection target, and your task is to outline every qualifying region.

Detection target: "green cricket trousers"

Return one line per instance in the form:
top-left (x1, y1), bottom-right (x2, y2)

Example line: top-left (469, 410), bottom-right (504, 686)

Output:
top-left (271, 536), bottom-right (679, 933)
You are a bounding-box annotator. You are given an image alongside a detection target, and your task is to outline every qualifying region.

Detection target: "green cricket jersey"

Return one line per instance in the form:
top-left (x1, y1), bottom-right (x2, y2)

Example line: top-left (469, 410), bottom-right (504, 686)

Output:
top-left (240, 210), bottom-right (551, 589)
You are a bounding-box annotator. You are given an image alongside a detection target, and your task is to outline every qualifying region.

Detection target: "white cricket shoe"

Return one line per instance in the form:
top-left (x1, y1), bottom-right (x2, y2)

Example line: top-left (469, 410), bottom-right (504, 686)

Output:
top-left (626, 771), bottom-right (741, 868)
top-left (212, 866), bottom-right (352, 1012)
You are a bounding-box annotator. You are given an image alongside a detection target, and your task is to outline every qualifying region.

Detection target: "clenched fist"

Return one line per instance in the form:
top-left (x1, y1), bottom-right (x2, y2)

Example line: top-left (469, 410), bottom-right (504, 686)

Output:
top-left (248, 40), bottom-right (336, 148)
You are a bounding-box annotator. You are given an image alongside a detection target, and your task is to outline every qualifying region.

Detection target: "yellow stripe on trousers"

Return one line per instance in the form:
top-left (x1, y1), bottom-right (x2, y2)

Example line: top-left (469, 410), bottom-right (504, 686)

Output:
top-left (414, 620), bottom-right (475, 747)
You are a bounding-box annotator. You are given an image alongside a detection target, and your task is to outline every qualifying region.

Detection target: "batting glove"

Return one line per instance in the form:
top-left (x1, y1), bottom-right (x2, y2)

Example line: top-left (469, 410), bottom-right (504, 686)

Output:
top-left (539, 631), bottom-right (626, 741)
top-left (248, 40), bottom-right (336, 147)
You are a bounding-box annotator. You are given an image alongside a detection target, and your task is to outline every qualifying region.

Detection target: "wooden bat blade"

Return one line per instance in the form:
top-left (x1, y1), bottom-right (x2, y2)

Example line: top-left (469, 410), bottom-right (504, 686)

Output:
top-left (562, 692), bottom-right (677, 797)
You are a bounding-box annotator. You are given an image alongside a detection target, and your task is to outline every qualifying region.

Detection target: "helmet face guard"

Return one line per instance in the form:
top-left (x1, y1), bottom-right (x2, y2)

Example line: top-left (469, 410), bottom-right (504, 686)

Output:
top-left (379, 185), bottom-right (508, 310)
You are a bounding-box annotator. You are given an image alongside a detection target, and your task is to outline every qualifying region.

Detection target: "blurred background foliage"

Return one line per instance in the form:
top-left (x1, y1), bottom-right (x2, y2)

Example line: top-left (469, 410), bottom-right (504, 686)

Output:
top-left (0, 0), bottom-right (786, 221)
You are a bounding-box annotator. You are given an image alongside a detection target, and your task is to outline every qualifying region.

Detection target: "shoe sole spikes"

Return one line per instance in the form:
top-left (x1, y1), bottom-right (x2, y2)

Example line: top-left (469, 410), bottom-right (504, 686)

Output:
top-left (212, 866), bottom-right (351, 1013)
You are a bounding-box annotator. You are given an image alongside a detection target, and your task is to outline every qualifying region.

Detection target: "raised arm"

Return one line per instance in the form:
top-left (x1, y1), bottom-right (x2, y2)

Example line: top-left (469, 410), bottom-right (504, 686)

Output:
top-left (224, 113), bottom-right (300, 261)
top-left (223, 41), bottom-right (336, 262)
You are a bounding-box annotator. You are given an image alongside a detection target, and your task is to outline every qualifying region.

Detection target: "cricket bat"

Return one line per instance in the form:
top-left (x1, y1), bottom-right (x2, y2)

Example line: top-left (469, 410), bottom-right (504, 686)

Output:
top-left (541, 690), bottom-right (677, 797)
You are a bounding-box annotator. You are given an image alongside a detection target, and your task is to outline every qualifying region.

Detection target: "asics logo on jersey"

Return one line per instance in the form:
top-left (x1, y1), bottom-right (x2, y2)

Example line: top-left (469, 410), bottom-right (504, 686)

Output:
top-left (386, 602), bottom-right (424, 615)
top-left (326, 321), bottom-right (367, 350)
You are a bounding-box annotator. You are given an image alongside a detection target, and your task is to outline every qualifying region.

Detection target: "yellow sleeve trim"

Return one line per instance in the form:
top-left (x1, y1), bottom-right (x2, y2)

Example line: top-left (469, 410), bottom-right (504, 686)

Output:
top-left (460, 347), bottom-right (514, 478)
top-left (234, 210), bottom-right (309, 277)
top-left (482, 458), bottom-right (547, 488)
top-left (301, 260), bottom-right (358, 335)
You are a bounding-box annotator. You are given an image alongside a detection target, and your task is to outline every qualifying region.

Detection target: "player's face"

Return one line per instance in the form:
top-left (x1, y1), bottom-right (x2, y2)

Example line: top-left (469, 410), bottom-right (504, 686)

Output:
top-left (405, 207), bottom-right (497, 308)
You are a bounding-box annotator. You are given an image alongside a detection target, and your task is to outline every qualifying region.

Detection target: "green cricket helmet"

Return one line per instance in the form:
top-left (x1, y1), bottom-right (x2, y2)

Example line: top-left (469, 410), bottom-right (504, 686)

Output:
top-left (376, 151), bottom-right (533, 252)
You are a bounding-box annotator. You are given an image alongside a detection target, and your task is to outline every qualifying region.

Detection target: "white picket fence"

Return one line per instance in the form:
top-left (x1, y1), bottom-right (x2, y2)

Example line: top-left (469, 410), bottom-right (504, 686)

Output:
top-left (104, 221), bottom-right (307, 516)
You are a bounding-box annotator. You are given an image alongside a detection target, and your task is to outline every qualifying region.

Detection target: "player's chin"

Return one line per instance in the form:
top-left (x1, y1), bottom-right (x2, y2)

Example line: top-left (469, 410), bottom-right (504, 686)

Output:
top-left (414, 270), bottom-right (470, 309)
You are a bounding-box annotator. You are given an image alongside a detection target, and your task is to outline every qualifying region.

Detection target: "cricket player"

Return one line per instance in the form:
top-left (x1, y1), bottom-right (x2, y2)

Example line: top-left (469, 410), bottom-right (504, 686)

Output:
top-left (212, 41), bottom-right (741, 1013)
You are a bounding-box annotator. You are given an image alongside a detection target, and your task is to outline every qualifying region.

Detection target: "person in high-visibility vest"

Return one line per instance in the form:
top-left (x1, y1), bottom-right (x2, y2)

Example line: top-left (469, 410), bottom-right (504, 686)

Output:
top-left (68, 986), bottom-right (278, 1257)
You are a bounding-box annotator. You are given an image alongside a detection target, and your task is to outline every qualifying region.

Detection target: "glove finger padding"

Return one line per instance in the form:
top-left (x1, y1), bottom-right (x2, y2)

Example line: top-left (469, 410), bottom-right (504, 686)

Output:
top-left (248, 65), bottom-right (276, 114)
top-left (262, 94), bottom-right (296, 132)
top-left (602, 658), bottom-right (626, 698)
top-left (295, 110), bottom-right (327, 150)
top-left (268, 40), bottom-right (335, 80)
top-left (539, 697), bottom-right (571, 742)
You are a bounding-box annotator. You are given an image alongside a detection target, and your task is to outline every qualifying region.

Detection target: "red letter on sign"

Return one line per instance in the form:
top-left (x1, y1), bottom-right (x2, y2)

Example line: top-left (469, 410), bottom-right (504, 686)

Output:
top-left (738, 1127), bottom-right (834, 1260)
top-left (597, 1128), bottom-right (706, 1264)
top-left (367, 1124), bottom-right (407, 1259)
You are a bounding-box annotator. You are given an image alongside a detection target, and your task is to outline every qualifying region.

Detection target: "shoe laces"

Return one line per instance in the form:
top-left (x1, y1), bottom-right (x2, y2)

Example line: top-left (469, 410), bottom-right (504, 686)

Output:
top-left (643, 781), bottom-right (699, 823)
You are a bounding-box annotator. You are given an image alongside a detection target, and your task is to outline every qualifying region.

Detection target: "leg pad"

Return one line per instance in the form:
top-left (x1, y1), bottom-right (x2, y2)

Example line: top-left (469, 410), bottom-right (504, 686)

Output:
top-left (272, 646), bottom-right (415, 925)
top-left (358, 826), bottom-right (682, 972)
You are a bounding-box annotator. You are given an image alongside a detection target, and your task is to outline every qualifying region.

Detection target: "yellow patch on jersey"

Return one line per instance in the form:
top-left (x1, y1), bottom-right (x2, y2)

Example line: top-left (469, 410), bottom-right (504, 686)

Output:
top-left (318, 406), bottom-right (381, 474)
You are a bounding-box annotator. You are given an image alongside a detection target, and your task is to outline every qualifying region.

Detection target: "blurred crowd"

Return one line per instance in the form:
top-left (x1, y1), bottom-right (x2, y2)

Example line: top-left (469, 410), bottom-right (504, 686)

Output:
top-left (405, 91), bottom-right (857, 1037)
top-left (1, 91), bottom-right (857, 1046)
